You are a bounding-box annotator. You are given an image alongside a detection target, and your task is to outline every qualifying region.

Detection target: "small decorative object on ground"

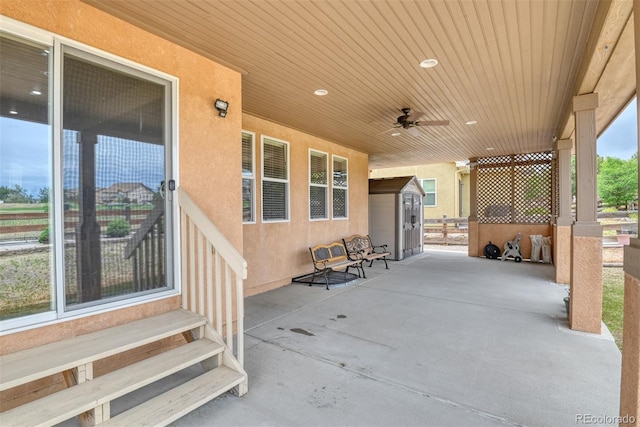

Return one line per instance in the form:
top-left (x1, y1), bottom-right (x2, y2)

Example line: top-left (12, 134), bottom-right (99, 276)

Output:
top-left (501, 233), bottom-right (523, 262)
top-left (483, 241), bottom-right (501, 259)
top-left (530, 235), bottom-right (543, 262)
top-left (541, 236), bottom-right (552, 263)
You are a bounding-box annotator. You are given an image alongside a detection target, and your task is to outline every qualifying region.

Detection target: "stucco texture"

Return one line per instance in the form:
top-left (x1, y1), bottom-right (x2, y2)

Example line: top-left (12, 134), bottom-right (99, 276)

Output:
top-left (0, 1), bottom-right (241, 342)
top-left (569, 236), bottom-right (603, 334)
top-left (477, 223), bottom-right (552, 260)
top-left (620, 272), bottom-right (640, 426)
top-left (553, 225), bottom-right (571, 284)
top-left (620, 241), bottom-right (640, 425)
top-left (242, 114), bottom-right (369, 295)
top-left (1, 0), bottom-right (244, 252)
top-left (0, 0), bottom-right (244, 406)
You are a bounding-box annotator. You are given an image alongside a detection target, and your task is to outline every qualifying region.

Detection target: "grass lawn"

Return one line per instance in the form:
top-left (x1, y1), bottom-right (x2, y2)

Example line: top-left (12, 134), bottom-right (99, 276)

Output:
top-left (0, 241), bottom-right (139, 320)
top-left (602, 267), bottom-right (624, 351)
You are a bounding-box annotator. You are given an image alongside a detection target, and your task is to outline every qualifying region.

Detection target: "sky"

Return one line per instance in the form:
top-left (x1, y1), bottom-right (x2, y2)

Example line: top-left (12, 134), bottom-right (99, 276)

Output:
top-left (597, 98), bottom-right (638, 160)
top-left (0, 117), bottom-right (164, 196)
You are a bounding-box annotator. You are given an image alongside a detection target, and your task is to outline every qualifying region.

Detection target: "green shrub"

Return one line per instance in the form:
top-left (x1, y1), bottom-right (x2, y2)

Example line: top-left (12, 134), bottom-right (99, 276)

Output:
top-left (38, 227), bottom-right (49, 244)
top-left (106, 219), bottom-right (131, 238)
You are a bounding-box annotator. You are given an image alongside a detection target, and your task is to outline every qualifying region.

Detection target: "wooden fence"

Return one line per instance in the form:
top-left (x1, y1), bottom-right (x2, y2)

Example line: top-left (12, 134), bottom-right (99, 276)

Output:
top-left (424, 216), bottom-right (468, 244)
top-left (0, 208), bottom-right (152, 236)
top-left (423, 215), bottom-right (637, 245)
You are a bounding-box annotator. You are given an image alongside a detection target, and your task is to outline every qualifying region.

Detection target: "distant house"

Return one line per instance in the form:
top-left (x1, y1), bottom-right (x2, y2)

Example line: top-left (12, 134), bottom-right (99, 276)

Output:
top-left (369, 162), bottom-right (470, 219)
top-left (96, 182), bottom-right (155, 204)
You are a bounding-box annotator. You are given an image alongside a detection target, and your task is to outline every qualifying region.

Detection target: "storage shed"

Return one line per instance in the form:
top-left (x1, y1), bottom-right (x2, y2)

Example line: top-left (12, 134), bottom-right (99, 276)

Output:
top-left (369, 176), bottom-right (425, 260)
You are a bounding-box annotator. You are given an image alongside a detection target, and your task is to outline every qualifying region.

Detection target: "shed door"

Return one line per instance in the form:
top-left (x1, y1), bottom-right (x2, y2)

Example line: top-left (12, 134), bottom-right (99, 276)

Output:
top-left (402, 193), bottom-right (422, 257)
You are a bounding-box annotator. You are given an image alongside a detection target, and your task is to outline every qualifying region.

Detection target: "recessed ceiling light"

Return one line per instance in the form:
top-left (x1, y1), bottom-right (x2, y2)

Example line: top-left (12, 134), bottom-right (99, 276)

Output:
top-left (486, 147), bottom-right (495, 151)
top-left (30, 90), bottom-right (42, 96)
top-left (314, 89), bottom-right (328, 96)
top-left (465, 120), bottom-right (477, 125)
top-left (9, 109), bottom-right (18, 115)
top-left (391, 132), bottom-right (401, 137)
top-left (419, 59), bottom-right (438, 68)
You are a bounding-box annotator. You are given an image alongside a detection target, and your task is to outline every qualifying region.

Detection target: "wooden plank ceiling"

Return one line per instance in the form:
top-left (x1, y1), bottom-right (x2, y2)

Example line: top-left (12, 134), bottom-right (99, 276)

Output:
top-left (84, 0), bottom-right (635, 169)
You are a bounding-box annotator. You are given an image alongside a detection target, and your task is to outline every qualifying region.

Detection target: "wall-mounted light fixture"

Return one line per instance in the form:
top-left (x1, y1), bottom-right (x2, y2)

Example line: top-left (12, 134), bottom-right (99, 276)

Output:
top-left (215, 98), bottom-right (229, 117)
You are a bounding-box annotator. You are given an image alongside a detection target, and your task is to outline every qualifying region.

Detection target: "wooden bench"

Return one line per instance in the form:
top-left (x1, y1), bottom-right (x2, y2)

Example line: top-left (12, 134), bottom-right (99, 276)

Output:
top-left (343, 234), bottom-right (390, 277)
top-left (309, 242), bottom-right (363, 289)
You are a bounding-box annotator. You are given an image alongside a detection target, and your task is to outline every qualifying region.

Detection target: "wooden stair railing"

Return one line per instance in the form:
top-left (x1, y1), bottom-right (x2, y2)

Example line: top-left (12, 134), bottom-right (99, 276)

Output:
top-left (177, 187), bottom-right (248, 373)
top-left (124, 198), bottom-right (165, 291)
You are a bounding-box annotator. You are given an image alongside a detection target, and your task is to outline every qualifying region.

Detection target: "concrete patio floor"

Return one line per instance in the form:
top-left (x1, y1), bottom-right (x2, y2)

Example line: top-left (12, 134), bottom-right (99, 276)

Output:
top-left (168, 248), bottom-right (621, 427)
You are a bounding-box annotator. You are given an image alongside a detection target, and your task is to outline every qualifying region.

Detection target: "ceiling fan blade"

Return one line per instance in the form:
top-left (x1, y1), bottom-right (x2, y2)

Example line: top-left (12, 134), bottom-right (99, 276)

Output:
top-left (406, 126), bottom-right (422, 137)
top-left (376, 125), bottom-right (400, 136)
top-left (415, 120), bottom-right (450, 126)
top-left (408, 110), bottom-right (426, 120)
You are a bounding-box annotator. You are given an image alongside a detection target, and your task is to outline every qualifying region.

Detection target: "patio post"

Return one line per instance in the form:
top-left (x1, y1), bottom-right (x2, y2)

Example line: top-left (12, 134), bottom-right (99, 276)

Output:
top-left (569, 93), bottom-right (602, 334)
top-left (553, 139), bottom-right (573, 285)
top-left (467, 157), bottom-right (479, 257)
top-left (76, 131), bottom-right (102, 303)
top-left (619, 2), bottom-right (640, 424)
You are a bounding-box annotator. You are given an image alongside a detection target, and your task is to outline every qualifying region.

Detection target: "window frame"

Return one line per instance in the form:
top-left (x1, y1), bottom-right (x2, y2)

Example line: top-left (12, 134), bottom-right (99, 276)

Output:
top-left (332, 155), bottom-right (349, 220)
top-left (421, 178), bottom-right (437, 207)
top-left (261, 135), bottom-right (290, 223)
top-left (309, 149), bottom-right (329, 221)
top-left (241, 130), bottom-right (256, 224)
top-left (0, 17), bottom-right (180, 333)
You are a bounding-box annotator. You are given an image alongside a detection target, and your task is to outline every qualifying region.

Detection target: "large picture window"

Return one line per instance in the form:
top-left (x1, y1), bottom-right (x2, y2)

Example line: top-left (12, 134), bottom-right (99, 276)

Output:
top-left (332, 156), bottom-right (348, 219)
top-left (262, 137), bottom-right (289, 221)
top-left (242, 131), bottom-right (255, 223)
top-left (309, 150), bottom-right (328, 220)
top-left (0, 25), bottom-right (176, 330)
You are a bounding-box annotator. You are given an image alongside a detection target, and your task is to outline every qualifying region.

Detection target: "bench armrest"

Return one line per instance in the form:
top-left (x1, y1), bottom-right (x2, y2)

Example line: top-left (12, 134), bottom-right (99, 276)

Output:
top-left (313, 259), bottom-right (330, 270)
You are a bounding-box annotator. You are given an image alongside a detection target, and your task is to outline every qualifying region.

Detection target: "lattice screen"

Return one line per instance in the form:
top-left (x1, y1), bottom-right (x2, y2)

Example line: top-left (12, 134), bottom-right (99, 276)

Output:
top-left (477, 152), bottom-right (553, 224)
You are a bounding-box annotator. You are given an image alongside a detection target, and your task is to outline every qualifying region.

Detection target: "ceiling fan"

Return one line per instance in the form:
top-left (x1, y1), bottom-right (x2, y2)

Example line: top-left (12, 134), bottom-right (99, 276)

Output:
top-left (384, 108), bottom-right (449, 137)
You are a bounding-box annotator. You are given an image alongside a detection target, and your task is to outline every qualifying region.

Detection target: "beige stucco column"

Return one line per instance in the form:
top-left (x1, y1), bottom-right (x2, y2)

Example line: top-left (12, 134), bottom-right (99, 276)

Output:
top-left (620, 241), bottom-right (640, 426)
top-left (619, 2), bottom-right (640, 424)
top-left (468, 157), bottom-right (479, 257)
top-left (553, 139), bottom-right (573, 284)
top-left (569, 93), bottom-right (602, 334)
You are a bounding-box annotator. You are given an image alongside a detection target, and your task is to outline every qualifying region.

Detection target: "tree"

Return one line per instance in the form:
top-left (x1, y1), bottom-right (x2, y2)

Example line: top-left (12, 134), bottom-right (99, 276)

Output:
top-left (597, 156), bottom-right (638, 209)
top-left (0, 185), bottom-right (33, 203)
top-left (38, 187), bottom-right (50, 203)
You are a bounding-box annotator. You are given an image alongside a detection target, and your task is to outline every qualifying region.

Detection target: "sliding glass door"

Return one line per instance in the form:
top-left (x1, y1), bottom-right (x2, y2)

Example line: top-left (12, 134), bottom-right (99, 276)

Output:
top-left (61, 49), bottom-right (173, 309)
top-left (0, 27), bottom-right (176, 329)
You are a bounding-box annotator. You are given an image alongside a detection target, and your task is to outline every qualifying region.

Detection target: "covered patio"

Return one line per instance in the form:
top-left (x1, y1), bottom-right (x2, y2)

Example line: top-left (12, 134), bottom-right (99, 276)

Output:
top-left (171, 249), bottom-right (620, 426)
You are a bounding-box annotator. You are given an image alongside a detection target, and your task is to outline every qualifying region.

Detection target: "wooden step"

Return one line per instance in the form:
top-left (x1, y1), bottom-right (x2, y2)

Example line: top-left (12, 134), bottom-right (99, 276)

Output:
top-left (100, 366), bottom-right (246, 426)
top-left (0, 338), bottom-right (224, 427)
top-left (0, 309), bottom-right (206, 391)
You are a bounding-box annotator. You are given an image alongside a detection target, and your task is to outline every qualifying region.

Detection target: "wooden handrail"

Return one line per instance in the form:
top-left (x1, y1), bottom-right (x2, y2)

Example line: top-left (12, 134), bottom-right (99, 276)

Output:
top-left (177, 187), bottom-right (247, 368)
top-left (177, 188), bottom-right (247, 278)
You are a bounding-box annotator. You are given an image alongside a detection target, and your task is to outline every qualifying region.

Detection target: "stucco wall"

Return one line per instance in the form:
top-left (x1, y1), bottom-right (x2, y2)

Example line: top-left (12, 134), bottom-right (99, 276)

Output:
top-left (242, 114), bottom-right (369, 295)
top-left (477, 223), bottom-right (552, 260)
top-left (1, 0), bottom-right (244, 253)
top-left (369, 163), bottom-right (470, 219)
top-left (0, 1), bottom-right (241, 341)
